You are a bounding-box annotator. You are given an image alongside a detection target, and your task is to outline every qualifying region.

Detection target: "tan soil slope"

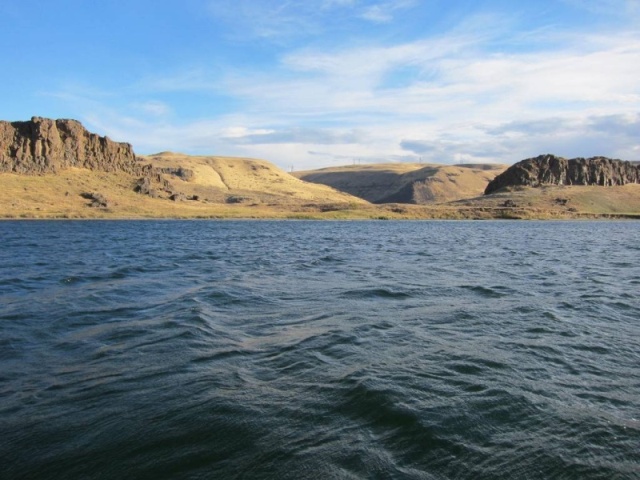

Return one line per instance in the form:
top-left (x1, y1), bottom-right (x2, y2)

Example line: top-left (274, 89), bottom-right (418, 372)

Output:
top-left (293, 163), bottom-right (506, 204)
top-left (142, 152), bottom-right (367, 205)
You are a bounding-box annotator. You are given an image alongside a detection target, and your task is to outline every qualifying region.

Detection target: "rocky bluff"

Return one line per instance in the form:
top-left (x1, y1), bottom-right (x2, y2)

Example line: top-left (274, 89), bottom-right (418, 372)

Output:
top-left (485, 154), bottom-right (640, 195)
top-left (0, 117), bottom-right (141, 175)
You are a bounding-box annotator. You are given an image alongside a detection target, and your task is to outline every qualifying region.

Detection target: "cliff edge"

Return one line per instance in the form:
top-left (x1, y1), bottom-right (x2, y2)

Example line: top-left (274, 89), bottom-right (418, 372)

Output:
top-left (0, 117), bottom-right (140, 174)
top-left (485, 154), bottom-right (640, 195)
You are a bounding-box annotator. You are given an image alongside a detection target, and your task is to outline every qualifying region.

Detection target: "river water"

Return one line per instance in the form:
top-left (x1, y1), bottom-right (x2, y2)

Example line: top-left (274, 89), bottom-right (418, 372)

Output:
top-left (1, 220), bottom-right (638, 479)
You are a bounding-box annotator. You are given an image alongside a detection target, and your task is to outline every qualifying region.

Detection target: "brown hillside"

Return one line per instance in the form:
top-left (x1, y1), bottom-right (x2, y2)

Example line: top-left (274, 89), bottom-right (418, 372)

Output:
top-left (293, 163), bottom-right (506, 204)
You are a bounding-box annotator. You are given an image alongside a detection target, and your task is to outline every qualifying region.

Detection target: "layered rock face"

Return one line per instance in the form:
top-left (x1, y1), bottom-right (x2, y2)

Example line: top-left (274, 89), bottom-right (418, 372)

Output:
top-left (485, 154), bottom-right (640, 195)
top-left (0, 117), bottom-right (141, 174)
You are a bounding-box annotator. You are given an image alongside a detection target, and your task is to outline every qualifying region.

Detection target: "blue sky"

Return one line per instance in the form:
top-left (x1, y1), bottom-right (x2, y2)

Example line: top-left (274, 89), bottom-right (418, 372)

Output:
top-left (1, 0), bottom-right (639, 169)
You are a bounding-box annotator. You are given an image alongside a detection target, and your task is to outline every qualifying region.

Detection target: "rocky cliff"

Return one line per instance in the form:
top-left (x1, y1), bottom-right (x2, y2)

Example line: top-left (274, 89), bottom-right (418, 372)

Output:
top-left (485, 154), bottom-right (640, 195)
top-left (0, 117), bottom-right (141, 174)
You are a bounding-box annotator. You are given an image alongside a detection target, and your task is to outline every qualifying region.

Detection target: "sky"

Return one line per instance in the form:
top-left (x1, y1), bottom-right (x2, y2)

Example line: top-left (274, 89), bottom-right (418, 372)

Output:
top-left (1, 0), bottom-right (639, 170)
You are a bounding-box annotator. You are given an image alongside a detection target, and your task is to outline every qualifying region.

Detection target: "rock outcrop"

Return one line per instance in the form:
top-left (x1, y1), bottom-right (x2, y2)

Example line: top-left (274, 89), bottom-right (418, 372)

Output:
top-left (0, 117), bottom-right (141, 175)
top-left (485, 154), bottom-right (640, 195)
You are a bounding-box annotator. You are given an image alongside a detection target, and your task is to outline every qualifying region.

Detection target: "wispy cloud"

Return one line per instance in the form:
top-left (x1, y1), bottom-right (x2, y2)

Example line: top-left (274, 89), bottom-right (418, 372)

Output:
top-left (206, 0), bottom-right (420, 41)
top-left (561, 0), bottom-right (640, 17)
top-left (41, 1), bottom-right (640, 169)
top-left (361, 0), bottom-right (417, 23)
top-left (133, 100), bottom-right (172, 117)
top-left (206, 0), bottom-right (347, 41)
top-left (228, 127), bottom-right (366, 145)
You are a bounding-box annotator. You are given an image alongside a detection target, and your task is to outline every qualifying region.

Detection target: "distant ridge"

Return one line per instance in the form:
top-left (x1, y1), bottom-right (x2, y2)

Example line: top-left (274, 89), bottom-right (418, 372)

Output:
top-left (485, 154), bottom-right (640, 195)
top-left (294, 163), bottom-right (506, 204)
top-left (3, 119), bottom-right (640, 219)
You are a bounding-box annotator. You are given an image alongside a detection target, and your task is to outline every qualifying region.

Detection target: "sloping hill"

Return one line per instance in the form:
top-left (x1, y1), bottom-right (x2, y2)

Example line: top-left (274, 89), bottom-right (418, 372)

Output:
top-left (0, 149), bottom-right (368, 218)
top-left (141, 152), bottom-right (366, 205)
top-left (293, 163), bottom-right (506, 204)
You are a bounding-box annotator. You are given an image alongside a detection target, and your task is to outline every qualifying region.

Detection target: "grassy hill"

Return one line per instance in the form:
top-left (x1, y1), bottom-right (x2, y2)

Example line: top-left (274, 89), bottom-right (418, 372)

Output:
top-left (2, 153), bottom-right (640, 220)
top-left (139, 152), bottom-right (367, 205)
top-left (292, 163), bottom-right (507, 204)
top-left (0, 153), bottom-right (369, 219)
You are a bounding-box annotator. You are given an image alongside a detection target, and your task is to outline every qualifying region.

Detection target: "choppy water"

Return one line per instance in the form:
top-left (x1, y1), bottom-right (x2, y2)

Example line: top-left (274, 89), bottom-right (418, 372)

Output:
top-left (1, 220), bottom-right (639, 479)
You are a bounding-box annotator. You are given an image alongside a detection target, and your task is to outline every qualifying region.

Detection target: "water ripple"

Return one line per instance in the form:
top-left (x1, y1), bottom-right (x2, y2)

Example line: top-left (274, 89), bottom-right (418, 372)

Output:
top-left (0, 220), bottom-right (638, 480)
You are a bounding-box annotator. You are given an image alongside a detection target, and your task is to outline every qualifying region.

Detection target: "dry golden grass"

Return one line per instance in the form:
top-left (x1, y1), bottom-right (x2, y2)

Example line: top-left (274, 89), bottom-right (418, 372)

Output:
top-left (0, 163), bottom-right (370, 220)
top-left (141, 152), bottom-right (366, 205)
top-left (1, 156), bottom-right (639, 220)
top-left (449, 184), bottom-right (640, 219)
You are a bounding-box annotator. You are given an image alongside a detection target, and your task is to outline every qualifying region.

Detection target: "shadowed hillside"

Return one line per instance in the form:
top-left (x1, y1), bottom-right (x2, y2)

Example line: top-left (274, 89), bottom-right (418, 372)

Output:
top-left (293, 163), bottom-right (506, 204)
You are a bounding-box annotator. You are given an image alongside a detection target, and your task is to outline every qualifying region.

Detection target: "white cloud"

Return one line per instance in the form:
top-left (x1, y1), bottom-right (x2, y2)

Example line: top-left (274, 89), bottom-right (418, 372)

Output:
top-left (206, 1), bottom-right (319, 40)
top-left (361, 0), bottom-right (417, 23)
top-left (229, 127), bottom-right (366, 145)
top-left (215, 27), bottom-right (640, 131)
top-left (561, 0), bottom-right (640, 17)
top-left (361, 5), bottom-right (393, 23)
top-left (47, 5), bottom-right (640, 170)
top-left (134, 100), bottom-right (171, 117)
top-left (206, 0), bottom-right (419, 41)
top-left (322, 0), bottom-right (358, 7)
top-left (402, 113), bottom-right (640, 164)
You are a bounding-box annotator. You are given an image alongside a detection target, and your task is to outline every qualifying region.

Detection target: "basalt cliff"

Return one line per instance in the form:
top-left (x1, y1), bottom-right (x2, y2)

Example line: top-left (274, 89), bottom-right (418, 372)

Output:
top-left (485, 154), bottom-right (640, 195)
top-left (0, 117), bottom-right (141, 175)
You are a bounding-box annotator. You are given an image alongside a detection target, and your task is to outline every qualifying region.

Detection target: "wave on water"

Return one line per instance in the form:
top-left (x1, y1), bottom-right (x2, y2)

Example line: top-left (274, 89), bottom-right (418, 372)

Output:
top-left (0, 220), bottom-right (639, 479)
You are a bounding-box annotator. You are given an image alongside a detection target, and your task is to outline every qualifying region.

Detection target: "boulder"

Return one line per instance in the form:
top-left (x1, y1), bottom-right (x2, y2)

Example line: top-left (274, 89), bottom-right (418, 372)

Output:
top-left (169, 192), bottom-right (187, 202)
top-left (80, 192), bottom-right (110, 208)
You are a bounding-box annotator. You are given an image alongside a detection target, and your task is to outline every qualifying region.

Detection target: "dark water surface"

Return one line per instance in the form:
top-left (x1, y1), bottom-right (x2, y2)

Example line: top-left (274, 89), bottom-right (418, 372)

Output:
top-left (1, 220), bottom-right (639, 479)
